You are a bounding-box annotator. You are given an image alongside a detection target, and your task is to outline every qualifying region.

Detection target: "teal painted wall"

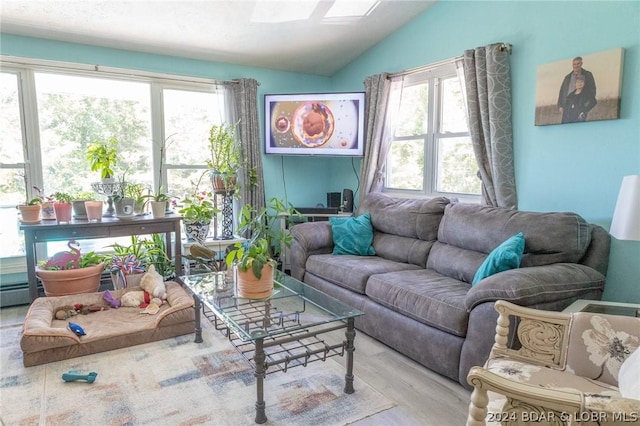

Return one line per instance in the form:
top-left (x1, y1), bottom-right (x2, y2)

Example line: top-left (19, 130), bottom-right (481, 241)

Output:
top-left (2, 0), bottom-right (639, 303)
top-left (331, 1), bottom-right (640, 303)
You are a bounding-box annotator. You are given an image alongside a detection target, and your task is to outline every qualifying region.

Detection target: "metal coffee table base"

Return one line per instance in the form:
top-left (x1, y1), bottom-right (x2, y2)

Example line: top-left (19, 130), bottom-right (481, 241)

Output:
top-left (191, 295), bottom-right (357, 424)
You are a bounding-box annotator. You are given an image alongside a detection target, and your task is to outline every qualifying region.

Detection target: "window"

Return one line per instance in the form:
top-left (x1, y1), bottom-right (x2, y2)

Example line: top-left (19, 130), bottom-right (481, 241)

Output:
top-left (0, 58), bottom-right (233, 263)
top-left (384, 62), bottom-right (480, 199)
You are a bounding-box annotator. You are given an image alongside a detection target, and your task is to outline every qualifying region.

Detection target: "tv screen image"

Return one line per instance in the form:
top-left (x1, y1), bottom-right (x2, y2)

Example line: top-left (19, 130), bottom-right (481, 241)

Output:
top-left (264, 92), bottom-right (365, 156)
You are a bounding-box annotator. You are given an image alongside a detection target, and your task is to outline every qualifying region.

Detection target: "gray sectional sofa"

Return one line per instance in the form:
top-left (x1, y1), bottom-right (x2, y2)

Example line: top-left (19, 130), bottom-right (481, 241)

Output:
top-left (289, 193), bottom-right (611, 388)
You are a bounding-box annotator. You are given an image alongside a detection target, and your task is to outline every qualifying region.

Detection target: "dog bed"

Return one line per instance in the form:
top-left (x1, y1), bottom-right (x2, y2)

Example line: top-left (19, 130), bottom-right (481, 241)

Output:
top-left (20, 281), bottom-right (195, 367)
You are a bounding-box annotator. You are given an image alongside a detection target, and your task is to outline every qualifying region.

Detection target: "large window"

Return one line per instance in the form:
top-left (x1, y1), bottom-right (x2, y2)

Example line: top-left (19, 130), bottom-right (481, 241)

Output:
top-left (0, 58), bottom-right (233, 262)
top-left (384, 62), bottom-right (480, 199)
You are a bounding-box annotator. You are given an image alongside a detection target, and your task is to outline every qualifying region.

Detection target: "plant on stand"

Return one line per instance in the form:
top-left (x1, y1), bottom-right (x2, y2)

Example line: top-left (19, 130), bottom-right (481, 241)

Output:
top-left (144, 187), bottom-right (171, 218)
top-left (225, 198), bottom-right (300, 299)
top-left (36, 240), bottom-right (107, 296)
top-left (207, 122), bottom-right (242, 195)
top-left (178, 171), bottom-right (218, 241)
top-left (33, 186), bottom-right (56, 220)
top-left (86, 137), bottom-right (119, 182)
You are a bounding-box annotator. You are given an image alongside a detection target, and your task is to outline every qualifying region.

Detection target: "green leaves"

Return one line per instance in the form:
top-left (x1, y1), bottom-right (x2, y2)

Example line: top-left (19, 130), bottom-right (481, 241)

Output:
top-left (86, 137), bottom-right (119, 179)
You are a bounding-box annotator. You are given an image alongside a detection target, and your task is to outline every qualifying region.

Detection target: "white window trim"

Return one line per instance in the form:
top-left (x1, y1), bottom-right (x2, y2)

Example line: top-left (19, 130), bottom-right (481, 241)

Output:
top-left (0, 55), bottom-right (235, 276)
top-left (383, 61), bottom-right (481, 204)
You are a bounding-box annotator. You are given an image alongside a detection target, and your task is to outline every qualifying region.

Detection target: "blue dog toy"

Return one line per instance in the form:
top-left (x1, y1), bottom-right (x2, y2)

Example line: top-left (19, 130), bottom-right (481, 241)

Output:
top-left (62, 371), bottom-right (97, 383)
top-left (68, 322), bottom-right (85, 336)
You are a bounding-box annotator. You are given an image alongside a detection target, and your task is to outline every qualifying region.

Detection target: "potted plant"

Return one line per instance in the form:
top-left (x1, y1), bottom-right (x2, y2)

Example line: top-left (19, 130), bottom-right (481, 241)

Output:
top-left (144, 187), bottom-right (171, 218)
top-left (52, 191), bottom-right (74, 223)
top-left (112, 175), bottom-right (135, 219)
top-left (86, 137), bottom-right (119, 182)
top-left (225, 198), bottom-right (300, 299)
top-left (71, 191), bottom-right (96, 219)
top-left (36, 240), bottom-right (107, 296)
top-left (109, 234), bottom-right (175, 285)
top-left (178, 191), bottom-right (218, 241)
top-left (17, 196), bottom-right (42, 224)
top-left (207, 123), bottom-right (242, 194)
top-left (33, 186), bottom-right (56, 220)
top-left (124, 182), bottom-right (148, 215)
top-left (178, 172), bottom-right (219, 241)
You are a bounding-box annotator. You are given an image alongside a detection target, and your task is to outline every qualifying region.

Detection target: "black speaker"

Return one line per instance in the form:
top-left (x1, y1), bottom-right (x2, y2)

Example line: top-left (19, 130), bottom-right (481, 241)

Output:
top-left (327, 192), bottom-right (341, 208)
top-left (342, 188), bottom-right (354, 213)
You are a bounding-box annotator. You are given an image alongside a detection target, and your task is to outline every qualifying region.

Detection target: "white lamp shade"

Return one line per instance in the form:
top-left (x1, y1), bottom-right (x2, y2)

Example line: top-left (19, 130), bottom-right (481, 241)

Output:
top-left (610, 175), bottom-right (640, 241)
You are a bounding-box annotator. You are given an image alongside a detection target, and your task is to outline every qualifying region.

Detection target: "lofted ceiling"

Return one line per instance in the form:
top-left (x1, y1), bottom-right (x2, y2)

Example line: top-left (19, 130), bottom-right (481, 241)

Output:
top-left (0, 0), bottom-right (435, 76)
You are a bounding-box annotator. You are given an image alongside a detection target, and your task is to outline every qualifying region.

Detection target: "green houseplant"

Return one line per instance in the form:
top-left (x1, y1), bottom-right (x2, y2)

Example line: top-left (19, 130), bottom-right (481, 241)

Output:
top-left (207, 123), bottom-right (242, 194)
top-left (86, 137), bottom-right (119, 181)
top-left (225, 198), bottom-right (300, 299)
top-left (178, 172), bottom-right (219, 241)
top-left (52, 191), bottom-right (74, 223)
top-left (17, 195), bottom-right (42, 223)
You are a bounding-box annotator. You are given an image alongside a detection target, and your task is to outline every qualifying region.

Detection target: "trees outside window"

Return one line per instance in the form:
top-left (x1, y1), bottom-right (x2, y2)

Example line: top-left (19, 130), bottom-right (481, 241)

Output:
top-left (384, 63), bottom-right (480, 198)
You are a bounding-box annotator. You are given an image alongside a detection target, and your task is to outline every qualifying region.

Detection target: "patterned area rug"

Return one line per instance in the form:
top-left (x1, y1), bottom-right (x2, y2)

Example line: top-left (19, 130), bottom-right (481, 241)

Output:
top-left (0, 321), bottom-right (394, 425)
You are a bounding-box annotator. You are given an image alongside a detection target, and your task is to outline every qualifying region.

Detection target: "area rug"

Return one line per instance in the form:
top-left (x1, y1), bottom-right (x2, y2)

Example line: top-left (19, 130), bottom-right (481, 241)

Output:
top-left (0, 321), bottom-right (394, 425)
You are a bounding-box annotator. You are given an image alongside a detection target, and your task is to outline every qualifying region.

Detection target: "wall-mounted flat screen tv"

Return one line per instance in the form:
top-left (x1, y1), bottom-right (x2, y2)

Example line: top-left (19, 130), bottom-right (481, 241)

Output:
top-left (264, 92), bottom-right (365, 156)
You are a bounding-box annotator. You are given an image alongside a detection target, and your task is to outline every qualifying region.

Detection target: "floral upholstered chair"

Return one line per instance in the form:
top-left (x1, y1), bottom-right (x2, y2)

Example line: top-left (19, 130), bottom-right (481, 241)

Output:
top-left (466, 300), bottom-right (640, 425)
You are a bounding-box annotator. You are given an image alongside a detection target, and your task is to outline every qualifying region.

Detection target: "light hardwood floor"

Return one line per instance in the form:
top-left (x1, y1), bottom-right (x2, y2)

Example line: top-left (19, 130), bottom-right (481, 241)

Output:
top-left (0, 304), bottom-right (471, 425)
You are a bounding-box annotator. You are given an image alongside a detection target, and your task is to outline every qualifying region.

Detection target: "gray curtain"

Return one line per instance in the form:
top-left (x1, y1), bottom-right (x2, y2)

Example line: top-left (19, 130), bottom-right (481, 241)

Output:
top-left (232, 78), bottom-right (265, 213)
top-left (358, 73), bottom-right (401, 210)
top-left (463, 43), bottom-right (517, 209)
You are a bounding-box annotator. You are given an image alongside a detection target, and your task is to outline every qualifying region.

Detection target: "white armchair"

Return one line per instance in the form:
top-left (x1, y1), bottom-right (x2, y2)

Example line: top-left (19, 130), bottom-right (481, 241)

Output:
top-left (466, 300), bottom-right (640, 425)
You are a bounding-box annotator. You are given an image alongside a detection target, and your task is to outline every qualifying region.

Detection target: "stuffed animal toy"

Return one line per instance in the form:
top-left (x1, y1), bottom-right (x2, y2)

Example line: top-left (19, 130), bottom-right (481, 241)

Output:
top-left (54, 304), bottom-right (109, 320)
top-left (120, 291), bottom-right (164, 314)
top-left (139, 264), bottom-right (167, 300)
top-left (54, 305), bottom-right (78, 320)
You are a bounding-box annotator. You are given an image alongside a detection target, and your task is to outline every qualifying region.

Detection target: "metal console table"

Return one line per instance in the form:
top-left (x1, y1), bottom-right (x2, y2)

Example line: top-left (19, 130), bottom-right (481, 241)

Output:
top-left (21, 215), bottom-right (183, 300)
top-left (178, 270), bottom-right (363, 424)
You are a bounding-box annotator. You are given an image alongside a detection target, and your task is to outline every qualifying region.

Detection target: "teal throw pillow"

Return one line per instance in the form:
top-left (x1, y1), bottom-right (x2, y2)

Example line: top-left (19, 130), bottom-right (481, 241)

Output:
top-left (472, 232), bottom-right (525, 286)
top-left (330, 212), bottom-right (376, 256)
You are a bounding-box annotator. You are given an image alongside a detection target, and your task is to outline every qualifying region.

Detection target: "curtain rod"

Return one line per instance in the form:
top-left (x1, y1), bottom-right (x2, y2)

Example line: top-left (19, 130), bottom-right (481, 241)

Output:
top-left (0, 55), bottom-right (238, 85)
top-left (388, 43), bottom-right (512, 78)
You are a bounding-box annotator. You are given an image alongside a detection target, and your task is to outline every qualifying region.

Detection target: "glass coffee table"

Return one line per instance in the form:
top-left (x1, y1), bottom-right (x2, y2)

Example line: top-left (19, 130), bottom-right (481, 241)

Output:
top-left (178, 270), bottom-right (364, 424)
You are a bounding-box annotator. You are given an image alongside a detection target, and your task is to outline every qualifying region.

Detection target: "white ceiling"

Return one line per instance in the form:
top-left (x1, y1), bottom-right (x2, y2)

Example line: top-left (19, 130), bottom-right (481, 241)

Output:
top-left (0, 0), bottom-right (435, 76)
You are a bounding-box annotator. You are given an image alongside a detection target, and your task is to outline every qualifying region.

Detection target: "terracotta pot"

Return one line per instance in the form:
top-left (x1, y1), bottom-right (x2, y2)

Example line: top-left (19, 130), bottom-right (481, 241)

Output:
top-left (54, 202), bottom-right (73, 223)
top-left (36, 262), bottom-right (105, 297)
top-left (211, 174), bottom-right (236, 195)
top-left (236, 263), bottom-right (275, 299)
top-left (150, 201), bottom-right (166, 218)
top-left (18, 205), bottom-right (41, 223)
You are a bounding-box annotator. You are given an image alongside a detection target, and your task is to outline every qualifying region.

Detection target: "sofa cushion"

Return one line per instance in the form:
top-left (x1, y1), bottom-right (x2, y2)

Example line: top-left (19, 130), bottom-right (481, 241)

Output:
top-left (438, 203), bottom-right (591, 267)
top-left (305, 254), bottom-right (421, 294)
top-left (330, 212), bottom-right (375, 256)
top-left (360, 193), bottom-right (449, 241)
top-left (365, 269), bottom-right (470, 336)
top-left (472, 232), bottom-right (525, 285)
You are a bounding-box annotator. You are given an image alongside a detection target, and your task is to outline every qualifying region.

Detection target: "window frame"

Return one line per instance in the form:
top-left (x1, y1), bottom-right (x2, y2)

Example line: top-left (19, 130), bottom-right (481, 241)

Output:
top-left (383, 61), bottom-right (481, 203)
top-left (0, 55), bottom-right (234, 273)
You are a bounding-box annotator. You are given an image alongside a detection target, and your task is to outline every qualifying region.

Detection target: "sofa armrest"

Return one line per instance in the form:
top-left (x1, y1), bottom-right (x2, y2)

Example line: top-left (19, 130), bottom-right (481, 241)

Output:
top-left (290, 221), bottom-right (334, 280)
top-left (465, 263), bottom-right (605, 311)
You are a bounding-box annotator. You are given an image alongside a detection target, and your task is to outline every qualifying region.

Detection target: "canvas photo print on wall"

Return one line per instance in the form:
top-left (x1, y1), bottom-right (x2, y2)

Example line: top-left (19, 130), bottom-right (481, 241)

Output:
top-left (535, 47), bottom-right (624, 126)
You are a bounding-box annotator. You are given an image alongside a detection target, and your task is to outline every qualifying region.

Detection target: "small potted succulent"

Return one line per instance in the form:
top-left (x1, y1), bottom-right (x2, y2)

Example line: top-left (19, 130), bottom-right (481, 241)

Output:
top-left (52, 191), bottom-right (74, 223)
